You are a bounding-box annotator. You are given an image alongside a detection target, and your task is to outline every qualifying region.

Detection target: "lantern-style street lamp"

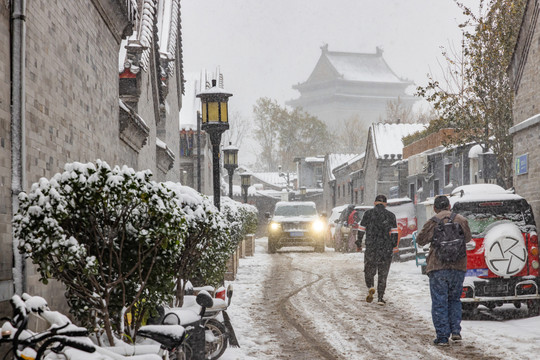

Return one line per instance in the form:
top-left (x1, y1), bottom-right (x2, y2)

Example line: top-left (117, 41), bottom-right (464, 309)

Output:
top-left (240, 173), bottom-right (251, 203)
top-left (300, 186), bottom-right (307, 201)
top-left (223, 142), bottom-right (239, 198)
top-left (196, 79), bottom-right (232, 210)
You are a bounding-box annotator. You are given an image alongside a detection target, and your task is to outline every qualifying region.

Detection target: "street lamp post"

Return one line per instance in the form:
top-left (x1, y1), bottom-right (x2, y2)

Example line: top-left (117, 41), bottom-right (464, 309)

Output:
top-left (240, 173), bottom-right (251, 203)
top-left (223, 142), bottom-right (239, 198)
top-left (196, 79), bottom-right (232, 210)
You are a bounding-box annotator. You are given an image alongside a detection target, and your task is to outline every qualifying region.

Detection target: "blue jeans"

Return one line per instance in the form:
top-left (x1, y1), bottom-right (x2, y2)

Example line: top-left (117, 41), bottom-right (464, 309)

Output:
top-left (428, 269), bottom-right (466, 340)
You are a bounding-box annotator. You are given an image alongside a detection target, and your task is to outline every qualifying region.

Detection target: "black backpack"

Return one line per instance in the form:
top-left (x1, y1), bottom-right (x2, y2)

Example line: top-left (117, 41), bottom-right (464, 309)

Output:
top-left (431, 213), bottom-right (466, 263)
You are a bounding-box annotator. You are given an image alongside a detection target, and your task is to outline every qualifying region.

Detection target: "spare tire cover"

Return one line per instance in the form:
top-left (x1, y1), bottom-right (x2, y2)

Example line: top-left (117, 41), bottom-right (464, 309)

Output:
top-left (484, 222), bottom-right (527, 278)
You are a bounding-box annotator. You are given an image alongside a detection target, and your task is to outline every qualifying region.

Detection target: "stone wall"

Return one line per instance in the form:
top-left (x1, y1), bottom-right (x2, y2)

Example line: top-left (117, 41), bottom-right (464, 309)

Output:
top-left (510, 0), bottom-right (540, 221)
top-left (21, 0), bottom-right (124, 311)
top-left (0, 2), bottom-right (12, 308)
top-left (0, 0), bottom-right (183, 315)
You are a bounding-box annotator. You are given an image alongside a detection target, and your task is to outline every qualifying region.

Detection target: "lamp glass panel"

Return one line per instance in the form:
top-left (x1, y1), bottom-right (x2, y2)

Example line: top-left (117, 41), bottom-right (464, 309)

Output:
top-left (225, 152), bottom-right (232, 165)
top-left (221, 102), bottom-right (228, 123)
top-left (208, 101), bottom-right (219, 122)
top-left (201, 102), bottom-right (207, 123)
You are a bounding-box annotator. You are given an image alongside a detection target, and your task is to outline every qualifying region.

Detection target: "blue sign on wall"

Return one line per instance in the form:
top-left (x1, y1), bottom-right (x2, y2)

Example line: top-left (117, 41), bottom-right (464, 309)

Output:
top-left (515, 154), bottom-right (528, 175)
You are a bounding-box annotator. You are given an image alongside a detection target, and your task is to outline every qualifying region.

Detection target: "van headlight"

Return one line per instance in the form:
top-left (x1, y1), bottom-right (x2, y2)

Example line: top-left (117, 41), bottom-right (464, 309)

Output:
top-left (269, 222), bottom-right (281, 232)
top-left (312, 220), bottom-right (325, 233)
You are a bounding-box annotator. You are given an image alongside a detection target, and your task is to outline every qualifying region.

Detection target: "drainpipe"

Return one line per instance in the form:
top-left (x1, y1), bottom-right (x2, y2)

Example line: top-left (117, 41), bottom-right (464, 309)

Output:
top-left (11, 0), bottom-right (27, 294)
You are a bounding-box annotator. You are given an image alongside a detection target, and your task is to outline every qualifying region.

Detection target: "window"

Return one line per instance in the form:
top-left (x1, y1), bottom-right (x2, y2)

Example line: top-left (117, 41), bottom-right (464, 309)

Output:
top-left (409, 183), bottom-right (415, 199)
top-left (433, 179), bottom-right (440, 196)
top-left (416, 178), bottom-right (422, 191)
top-left (445, 164), bottom-right (452, 186)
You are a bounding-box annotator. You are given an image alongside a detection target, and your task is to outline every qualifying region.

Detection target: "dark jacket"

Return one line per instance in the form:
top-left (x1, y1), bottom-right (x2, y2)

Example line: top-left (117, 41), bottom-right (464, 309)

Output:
top-left (416, 210), bottom-right (472, 274)
top-left (357, 204), bottom-right (398, 257)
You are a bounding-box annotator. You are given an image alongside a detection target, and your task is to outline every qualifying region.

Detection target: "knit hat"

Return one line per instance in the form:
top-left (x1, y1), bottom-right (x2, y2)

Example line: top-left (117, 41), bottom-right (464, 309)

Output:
top-left (374, 194), bottom-right (387, 203)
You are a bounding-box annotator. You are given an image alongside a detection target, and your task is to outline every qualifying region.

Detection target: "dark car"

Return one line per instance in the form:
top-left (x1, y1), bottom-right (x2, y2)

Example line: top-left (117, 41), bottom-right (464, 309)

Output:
top-left (449, 184), bottom-right (540, 316)
top-left (266, 201), bottom-right (326, 254)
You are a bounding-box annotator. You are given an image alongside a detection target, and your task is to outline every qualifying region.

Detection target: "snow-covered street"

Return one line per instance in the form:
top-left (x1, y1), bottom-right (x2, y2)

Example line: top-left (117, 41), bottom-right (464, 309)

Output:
top-left (221, 238), bottom-right (540, 360)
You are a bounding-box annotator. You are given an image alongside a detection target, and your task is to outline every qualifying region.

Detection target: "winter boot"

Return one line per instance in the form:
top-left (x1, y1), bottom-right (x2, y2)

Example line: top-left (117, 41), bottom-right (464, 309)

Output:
top-left (433, 338), bottom-right (449, 346)
top-left (377, 298), bottom-right (386, 306)
top-left (366, 287), bottom-right (376, 303)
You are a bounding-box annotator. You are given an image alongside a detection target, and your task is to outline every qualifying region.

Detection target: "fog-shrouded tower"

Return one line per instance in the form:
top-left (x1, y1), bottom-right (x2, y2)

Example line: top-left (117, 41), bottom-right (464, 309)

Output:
top-left (287, 44), bottom-right (417, 133)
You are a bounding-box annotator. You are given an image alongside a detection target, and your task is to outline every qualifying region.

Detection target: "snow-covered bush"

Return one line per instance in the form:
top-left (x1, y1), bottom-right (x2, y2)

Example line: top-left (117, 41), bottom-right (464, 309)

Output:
top-left (238, 202), bottom-right (258, 235)
top-left (13, 160), bottom-right (260, 343)
top-left (13, 160), bottom-right (187, 344)
top-left (161, 182), bottom-right (232, 303)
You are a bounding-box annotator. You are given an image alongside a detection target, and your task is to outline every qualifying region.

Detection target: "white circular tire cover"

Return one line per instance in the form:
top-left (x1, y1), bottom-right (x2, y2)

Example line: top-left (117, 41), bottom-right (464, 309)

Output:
top-left (484, 222), bottom-right (528, 278)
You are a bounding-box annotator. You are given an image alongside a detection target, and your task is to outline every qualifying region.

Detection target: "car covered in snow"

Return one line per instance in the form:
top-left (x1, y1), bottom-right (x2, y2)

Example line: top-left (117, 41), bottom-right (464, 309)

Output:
top-left (326, 204), bottom-right (349, 248)
top-left (266, 201), bottom-right (326, 253)
top-left (386, 197), bottom-right (417, 261)
top-left (449, 184), bottom-right (540, 316)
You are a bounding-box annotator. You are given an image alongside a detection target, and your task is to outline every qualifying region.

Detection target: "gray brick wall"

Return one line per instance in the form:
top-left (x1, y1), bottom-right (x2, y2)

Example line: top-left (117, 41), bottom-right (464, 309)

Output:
top-left (20, 0), bottom-right (123, 312)
top-left (512, 2), bottom-right (540, 222)
top-left (0, 2), bottom-right (13, 295)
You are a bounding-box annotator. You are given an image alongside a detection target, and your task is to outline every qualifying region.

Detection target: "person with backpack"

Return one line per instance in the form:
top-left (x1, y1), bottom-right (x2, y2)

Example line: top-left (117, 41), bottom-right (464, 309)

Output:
top-left (356, 194), bottom-right (398, 306)
top-left (416, 195), bottom-right (472, 346)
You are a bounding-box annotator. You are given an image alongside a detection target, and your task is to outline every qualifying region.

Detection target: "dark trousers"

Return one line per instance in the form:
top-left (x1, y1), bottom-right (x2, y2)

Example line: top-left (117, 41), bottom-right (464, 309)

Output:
top-left (364, 250), bottom-right (392, 298)
top-left (428, 269), bottom-right (466, 340)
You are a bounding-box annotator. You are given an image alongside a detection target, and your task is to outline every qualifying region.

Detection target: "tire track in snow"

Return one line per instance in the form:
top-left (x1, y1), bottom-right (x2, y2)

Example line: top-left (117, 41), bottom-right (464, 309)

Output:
top-left (274, 258), bottom-right (336, 359)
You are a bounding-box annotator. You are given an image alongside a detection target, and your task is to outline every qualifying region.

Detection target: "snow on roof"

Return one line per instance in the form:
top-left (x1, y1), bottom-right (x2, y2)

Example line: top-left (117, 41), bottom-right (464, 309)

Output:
top-left (305, 156), bottom-right (324, 163)
top-left (371, 123), bottom-right (426, 159)
top-left (250, 172), bottom-right (297, 187)
top-left (324, 48), bottom-right (410, 84)
top-left (179, 73), bottom-right (202, 130)
top-left (468, 144), bottom-right (494, 159)
top-left (156, 137), bottom-right (167, 149)
top-left (328, 154), bottom-right (358, 171)
top-left (449, 184), bottom-right (523, 204)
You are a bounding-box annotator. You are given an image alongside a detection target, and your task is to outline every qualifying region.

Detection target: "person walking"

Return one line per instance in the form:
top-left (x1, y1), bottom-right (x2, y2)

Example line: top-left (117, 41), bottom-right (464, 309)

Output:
top-left (416, 195), bottom-right (472, 346)
top-left (356, 195), bottom-right (398, 306)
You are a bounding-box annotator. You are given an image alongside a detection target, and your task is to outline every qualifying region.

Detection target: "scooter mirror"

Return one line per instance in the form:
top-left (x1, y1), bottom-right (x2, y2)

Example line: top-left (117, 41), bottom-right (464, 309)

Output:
top-left (196, 290), bottom-right (214, 309)
top-left (227, 284), bottom-right (234, 306)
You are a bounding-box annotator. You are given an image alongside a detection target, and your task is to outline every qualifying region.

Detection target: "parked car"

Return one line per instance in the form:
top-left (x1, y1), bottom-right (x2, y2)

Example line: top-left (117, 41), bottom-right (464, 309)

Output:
top-left (326, 204), bottom-right (349, 248)
top-left (449, 184), bottom-right (540, 316)
top-left (387, 197), bottom-right (417, 261)
top-left (265, 201), bottom-right (327, 253)
top-left (334, 205), bottom-right (372, 252)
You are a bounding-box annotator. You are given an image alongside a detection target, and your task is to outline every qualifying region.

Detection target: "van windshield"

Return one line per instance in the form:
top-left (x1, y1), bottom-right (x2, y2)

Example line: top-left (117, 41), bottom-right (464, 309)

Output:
top-left (274, 204), bottom-right (317, 217)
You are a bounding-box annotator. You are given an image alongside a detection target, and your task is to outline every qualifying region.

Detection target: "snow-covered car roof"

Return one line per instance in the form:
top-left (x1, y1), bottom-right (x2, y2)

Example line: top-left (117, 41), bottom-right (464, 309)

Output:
top-left (449, 184), bottom-right (523, 205)
top-left (354, 205), bottom-right (373, 210)
top-left (329, 204), bottom-right (349, 221)
top-left (275, 201), bottom-right (316, 208)
top-left (387, 197), bottom-right (413, 206)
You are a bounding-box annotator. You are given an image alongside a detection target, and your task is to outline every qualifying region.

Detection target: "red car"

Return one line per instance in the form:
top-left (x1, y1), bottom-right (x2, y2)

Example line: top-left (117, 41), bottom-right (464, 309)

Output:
top-left (387, 198), bottom-right (417, 261)
top-left (450, 184), bottom-right (540, 316)
top-left (333, 205), bottom-right (372, 252)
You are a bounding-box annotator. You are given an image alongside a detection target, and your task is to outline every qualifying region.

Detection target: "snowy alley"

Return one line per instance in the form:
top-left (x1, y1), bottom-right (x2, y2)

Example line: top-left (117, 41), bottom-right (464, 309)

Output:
top-left (220, 238), bottom-right (540, 360)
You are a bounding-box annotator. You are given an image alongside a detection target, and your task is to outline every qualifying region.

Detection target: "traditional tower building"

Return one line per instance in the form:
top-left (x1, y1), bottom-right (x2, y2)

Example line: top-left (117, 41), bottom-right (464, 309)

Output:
top-left (287, 45), bottom-right (416, 133)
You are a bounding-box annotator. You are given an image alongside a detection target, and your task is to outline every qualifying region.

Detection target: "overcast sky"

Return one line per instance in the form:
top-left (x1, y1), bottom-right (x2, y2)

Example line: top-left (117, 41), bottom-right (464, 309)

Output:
top-left (181, 0), bottom-right (478, 164)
